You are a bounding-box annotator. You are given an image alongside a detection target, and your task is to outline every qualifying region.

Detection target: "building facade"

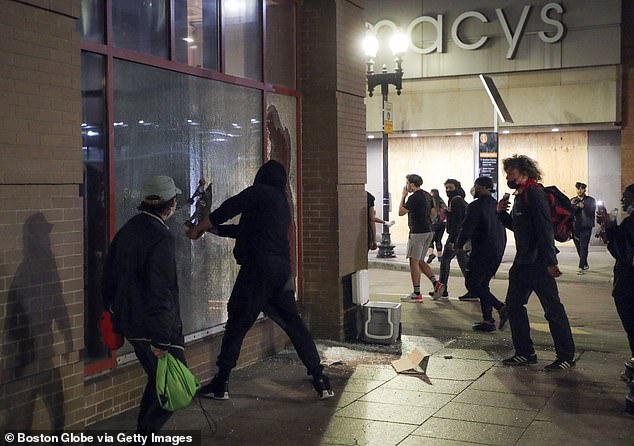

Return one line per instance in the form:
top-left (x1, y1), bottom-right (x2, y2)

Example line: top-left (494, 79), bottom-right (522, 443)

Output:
top-left (0, 0), bottom-right (367, 429)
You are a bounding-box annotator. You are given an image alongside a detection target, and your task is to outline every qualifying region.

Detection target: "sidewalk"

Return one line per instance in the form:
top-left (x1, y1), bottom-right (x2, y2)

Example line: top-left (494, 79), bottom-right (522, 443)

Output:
top-left (369, 243), bottom-right (614, 285)
top-left (92, 336), bottom-right (634, 446)
top-left (90, 243), bottom-right (634, 445)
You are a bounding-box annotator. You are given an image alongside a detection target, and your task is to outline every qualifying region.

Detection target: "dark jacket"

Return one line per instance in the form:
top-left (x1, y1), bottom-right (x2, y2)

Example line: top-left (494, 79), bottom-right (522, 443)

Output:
top-left (456, 195), bottom-right (506, 261)
top-left (607, 215), bottom-right (634, 297)
top-left (446, 195), bottom-right (467, 243)
top-left (571, 195), bottom-right (596, 230)
top-left (103, 212), bottom-right (183, 349)
top-left (211, 160), bottom-right (291, 267)
top-left (498, 184), bottom-right (558, 266)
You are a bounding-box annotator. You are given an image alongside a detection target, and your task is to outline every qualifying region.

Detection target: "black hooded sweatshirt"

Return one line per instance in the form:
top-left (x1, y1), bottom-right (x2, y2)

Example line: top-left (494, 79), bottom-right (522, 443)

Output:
top-left (210, 160), bottom-right (291, 267)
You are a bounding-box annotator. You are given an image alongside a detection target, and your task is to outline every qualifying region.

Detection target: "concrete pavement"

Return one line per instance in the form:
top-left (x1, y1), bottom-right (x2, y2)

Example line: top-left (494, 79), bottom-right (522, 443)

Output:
top-left (91, 243), bottom-right (634, 445)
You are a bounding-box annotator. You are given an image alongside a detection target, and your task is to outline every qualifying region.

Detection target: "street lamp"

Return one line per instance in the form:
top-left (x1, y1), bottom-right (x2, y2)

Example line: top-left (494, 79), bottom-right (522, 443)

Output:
top-left (364, 29), bottom-right (407, 258)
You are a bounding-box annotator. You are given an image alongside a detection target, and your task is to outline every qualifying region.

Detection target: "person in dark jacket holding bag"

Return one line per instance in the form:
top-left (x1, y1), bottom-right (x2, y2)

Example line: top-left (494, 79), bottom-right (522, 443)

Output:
top-left (186, 160), bottom-right (334, 400)
top-left (455, 177), bottom-right (507, 332)
top-left (103, 175), bottom-right (186, 435)
top-left (570, 182), bottom-right (596, 274)
top-left (497, 155), bottom-right (576, 370)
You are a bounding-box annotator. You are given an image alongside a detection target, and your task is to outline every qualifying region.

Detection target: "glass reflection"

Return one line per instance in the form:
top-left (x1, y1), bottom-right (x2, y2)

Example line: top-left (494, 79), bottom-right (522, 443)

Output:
top-left (174, 0), bottom-right (219, 69)
top-left (265, 0), bottom-right (295, 88)
top-left (81, 52), bottom-right (109, 360)
top-left (113, 59), bottom-right (262, 334)
top-left (79, 0), bottom-right (105, 43)
top-left (223, 0), bottom-right (261, 80)
top-left (112, 0), bottom-right (169, 58)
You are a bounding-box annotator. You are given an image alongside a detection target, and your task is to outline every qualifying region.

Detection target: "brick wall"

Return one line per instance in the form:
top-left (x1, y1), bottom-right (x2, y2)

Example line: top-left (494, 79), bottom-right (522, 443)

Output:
top-left (622, 1), bottom-right (634, 188)
top-left (300, 0), bottom-right (367, 340)
top-left (0, 0), bottom-right (84, 430)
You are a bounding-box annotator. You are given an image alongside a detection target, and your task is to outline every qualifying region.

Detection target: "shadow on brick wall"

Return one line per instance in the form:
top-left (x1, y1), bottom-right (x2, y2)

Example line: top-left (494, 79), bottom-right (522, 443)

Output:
top-left (0, 212), bottom-right (72, 432)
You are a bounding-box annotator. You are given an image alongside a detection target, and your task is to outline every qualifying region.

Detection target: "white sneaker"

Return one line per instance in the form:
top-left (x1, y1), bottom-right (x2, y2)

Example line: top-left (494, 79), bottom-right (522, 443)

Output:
top-left (577, 268), bottom-right (585, 275)
top-left (385, 220), bottom-right (396, 227)
top-left (401, 292), bottom-right (423, 302)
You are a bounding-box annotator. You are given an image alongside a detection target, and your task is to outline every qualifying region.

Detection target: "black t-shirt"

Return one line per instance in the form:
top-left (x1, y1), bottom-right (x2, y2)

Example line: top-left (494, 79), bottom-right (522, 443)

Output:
top-left (405, 189), bottom-right (432, 234)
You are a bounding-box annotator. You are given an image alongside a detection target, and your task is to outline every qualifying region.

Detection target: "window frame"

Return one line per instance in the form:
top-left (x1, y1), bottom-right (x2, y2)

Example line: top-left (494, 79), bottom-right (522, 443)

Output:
top-left (80, 0), bottom-right (302, 376)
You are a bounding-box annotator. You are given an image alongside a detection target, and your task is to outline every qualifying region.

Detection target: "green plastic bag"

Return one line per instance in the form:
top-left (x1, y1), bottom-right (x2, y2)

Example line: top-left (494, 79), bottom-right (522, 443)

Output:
top-left (156, 352), bottom-right (201, 412)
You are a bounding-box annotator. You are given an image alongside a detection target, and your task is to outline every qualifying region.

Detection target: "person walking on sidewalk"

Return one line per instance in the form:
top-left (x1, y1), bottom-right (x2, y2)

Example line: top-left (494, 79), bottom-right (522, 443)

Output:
top-left (455, 177), bottom-right (507, 332)
top-left (102, 176), bottom-right (187, 435)
top-left (399, 174), bottom-right (445, 302)
top-left (570, 182), bottom-right (596, 274)
top-left (186, 160), bottom-right (334, 400)
top-left (599, 185), bottom-right (634, 375)
top-left (437, 179), bottom-right (474, 301)
top-left (367, 191), bottom-right (394, 251)
top-left (497, 155), bottom-right (576, 371)
top-left (426, 188), bottom-right (447, 263)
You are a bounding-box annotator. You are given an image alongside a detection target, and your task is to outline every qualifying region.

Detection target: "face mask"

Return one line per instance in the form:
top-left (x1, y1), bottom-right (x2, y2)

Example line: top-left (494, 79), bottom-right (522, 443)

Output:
top-left (469, 187), bottom-right (476, 197)
top-left (626, 204), bottom-right (634, 215)
top-left (507, 180), bottom-right (519, 189)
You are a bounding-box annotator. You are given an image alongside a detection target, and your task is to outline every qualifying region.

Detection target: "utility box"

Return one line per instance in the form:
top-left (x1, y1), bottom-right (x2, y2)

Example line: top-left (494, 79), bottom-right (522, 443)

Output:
top-left (362, 301), bottom-right (401, 345)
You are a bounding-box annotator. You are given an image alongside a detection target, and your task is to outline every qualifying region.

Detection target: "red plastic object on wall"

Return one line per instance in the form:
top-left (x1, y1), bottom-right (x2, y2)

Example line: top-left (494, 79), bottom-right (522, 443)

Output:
top-left (99, 310), bottom-right (124, 350)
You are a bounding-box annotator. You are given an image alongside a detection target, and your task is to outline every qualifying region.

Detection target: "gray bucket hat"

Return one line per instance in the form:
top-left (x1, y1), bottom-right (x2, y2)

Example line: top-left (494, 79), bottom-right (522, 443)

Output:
top-left (142, 175), bottom-right (182, 202)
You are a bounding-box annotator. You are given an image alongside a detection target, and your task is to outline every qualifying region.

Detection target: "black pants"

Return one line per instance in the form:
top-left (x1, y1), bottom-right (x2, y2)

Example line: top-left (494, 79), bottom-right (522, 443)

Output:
top-left (573, 227), bottom-right (592, 269)
top-left (614, 291), bottom-right (634, 357)
top-left (465, 256), bottom-right (504, 321)
top-left (431, 226), bottom-right (444, 252)
top-left (129, 340), bottom-right (187, 434)
top-left (505, 263), bottom-right (575, 361)
top-left (439, 242), bottom-right (468, 290)
top-left (216, 260), bottom-right (323, 379)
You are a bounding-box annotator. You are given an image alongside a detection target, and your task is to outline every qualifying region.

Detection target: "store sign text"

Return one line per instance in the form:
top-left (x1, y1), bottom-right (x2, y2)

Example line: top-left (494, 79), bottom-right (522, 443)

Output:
top-left (367, 2), bottom-right (565, 60)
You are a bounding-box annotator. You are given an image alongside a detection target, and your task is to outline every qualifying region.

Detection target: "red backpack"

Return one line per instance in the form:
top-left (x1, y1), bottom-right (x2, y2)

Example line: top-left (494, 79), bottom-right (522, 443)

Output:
top-left (523, 183), bottom-right (574, 242)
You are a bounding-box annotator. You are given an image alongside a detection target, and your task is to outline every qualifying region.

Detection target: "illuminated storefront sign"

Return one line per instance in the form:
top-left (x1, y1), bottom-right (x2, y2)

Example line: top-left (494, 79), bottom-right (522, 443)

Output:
top-left (367, 2), bottom-right (565, 60)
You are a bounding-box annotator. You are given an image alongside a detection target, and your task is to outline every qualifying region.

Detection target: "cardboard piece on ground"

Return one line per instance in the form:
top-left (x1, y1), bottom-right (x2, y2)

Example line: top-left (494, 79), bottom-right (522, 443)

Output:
top-left (392, 347), bottom-right (430, 374)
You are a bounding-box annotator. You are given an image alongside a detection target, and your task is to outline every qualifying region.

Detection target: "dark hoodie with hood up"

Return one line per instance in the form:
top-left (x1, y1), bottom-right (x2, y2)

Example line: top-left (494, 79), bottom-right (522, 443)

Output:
top-left (210, 160), bottom-right (291, 267)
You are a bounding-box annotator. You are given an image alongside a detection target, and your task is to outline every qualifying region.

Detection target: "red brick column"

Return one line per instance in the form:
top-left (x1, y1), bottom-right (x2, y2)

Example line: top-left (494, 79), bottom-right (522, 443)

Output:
top-left (300, 0), bottom-right (368, 340)
top-left (622, 1), bottom-right (634, 187)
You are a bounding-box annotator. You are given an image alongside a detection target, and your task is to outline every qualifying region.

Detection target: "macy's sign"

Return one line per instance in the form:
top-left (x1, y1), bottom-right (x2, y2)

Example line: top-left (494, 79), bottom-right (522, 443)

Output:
top-left (367, 2), bottom-right (565, 60)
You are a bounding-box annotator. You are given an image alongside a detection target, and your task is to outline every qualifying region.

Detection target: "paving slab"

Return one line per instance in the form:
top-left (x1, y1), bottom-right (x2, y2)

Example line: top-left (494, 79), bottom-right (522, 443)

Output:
top-left (452, 388), bottom-right (549, 411)
top-left (381, 374), bottom-right (472, 394)
top-left (517, 419), bottom-right (634, 446)
top-left (360, 386), bottom-right (453, 408)
top-left (426, 357), bottom-right (494, 381)
top-left (320, 417), bottom-right (417, 446)
top-left (433, 401), bottom-right (538, 428)
top-left (413, 417), bottom-right (525, 446)
top-left (399, 438), bottom-right (484, 446)
top-left (335, 400), bottom-right (437, 425)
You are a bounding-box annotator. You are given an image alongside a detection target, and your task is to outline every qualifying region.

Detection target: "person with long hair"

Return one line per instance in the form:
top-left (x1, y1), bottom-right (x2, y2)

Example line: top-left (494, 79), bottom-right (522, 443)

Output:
top-left (426, 189), bottom-right (446, 263)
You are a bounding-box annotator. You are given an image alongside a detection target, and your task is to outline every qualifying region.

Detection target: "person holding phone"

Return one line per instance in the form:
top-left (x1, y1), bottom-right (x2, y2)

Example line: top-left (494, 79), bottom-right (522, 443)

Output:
top-left (497, 155), bottom-right (576, 371)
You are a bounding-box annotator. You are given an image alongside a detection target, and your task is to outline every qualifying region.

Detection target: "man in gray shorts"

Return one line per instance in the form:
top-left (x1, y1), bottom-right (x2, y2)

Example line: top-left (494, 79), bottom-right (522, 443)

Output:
top-left (399, 174), bottom-right (446, 302)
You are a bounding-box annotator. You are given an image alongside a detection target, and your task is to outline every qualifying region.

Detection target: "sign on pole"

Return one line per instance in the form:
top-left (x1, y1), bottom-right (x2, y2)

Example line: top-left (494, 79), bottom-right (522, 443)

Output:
top-left (383, 102), bottom-right (393, 134)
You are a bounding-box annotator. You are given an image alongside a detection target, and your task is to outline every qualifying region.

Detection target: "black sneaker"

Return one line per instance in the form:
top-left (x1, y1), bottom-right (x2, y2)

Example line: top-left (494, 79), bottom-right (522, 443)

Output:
top-left (472, 321), bottom-right (496, 332)
top-left (428, 290), bottom-right (449, 298)
top-left (458, 293), bottom-right (478, 301)
top-left (426, 254), bottom-right (436, 264)
top-left (544, 358), bottom-right (576, 371)
top-left (199, 375), bottom-right (229, 400)
top-left (313, 374), bottom-right (334, 400)
top-left (502, 354), bottom-right (538, 366)
top-left (498, 305), bottom-right (508, 330)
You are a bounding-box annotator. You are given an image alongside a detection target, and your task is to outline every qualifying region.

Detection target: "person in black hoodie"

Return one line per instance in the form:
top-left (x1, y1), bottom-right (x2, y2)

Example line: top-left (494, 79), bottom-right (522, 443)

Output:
top-left (186, 160), bottom-right (334, 400)
top-left (497, 155), bottom-right (575, 371)
top-left (103, 175), bottom-right (185, 435)
top-left (436, 179), bottom-right (473, 300)
top-left (455, 177), bottom-right (507, 332)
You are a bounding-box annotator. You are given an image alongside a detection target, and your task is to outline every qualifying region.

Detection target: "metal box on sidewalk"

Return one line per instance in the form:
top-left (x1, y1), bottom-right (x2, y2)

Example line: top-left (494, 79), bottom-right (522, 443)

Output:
top-left (362, 301), bottom-right (401, 344)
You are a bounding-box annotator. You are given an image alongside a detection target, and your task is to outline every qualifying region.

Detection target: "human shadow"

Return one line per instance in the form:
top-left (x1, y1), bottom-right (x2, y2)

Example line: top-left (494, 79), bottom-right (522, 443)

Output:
top-left (0, 213), bottom-right (72, 432)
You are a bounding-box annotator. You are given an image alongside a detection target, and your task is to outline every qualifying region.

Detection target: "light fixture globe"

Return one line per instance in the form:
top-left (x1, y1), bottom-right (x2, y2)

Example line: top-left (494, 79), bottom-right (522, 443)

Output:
top-left (362, 33), bottom-right (379, 58)
top-left (389, 30), bottom-right (408, 56)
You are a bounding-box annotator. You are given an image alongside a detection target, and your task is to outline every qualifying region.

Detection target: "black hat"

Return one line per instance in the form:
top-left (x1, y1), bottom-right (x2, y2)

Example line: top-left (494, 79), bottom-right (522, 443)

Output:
top-left (575, 182), bottom-right (587, 189)
top-left (474, 176), bottom-right (495, 191)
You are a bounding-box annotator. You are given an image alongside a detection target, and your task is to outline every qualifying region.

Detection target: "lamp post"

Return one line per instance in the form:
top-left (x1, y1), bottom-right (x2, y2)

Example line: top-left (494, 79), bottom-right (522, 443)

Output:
top-left (363, 30), bottom-right (407, 258)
